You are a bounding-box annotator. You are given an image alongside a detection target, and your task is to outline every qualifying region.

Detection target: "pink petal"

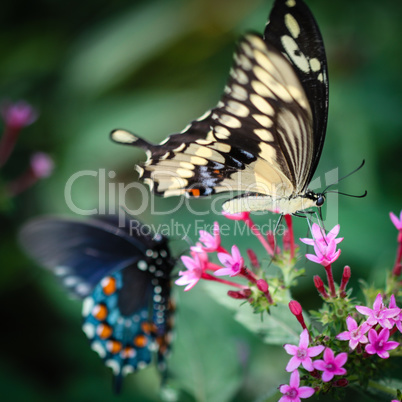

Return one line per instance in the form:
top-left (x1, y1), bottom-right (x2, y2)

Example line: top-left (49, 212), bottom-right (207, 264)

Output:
top-left (321, 371), bottom-right (335, 382)
top-left (334, 352), bottom-right (348, 367)
top-left (377, 350), bottom-right (390, 359)
top-left (278, 395), bottom-right (292, 402)
top-left (383, 308), bottom-right (401, 318)
top-left (181, 255), bottom-right (198, 271)
top-left (356, 305), bottom-right (373, 316)
top-left (373, 294), bottom-right (383, 310)
top-left (217, 252), bottom-right (232, 267)
top-left (323, 347), bottom-right (335, 361)
top-left (313, 359), bottom-right (326, 371)
top-left (365, 344), bottom-right (376, 355)
top-left (214, 267), bottom-right (233, 277)
top-left (307, 345), bottom-right (325, 357)
top-left (377, 328), bottom-right (390, 342)
top-left (327, 224), bottom-right (340, 240)
top-left (299, 237), bottom-right (315, 246)
top-left (390, 212), bottom-right (402, 230)
top-left (346, 316), bottom-right (358, 331)
top-left (284, 344), bottom-right (298, 355)
top-left (311, 223), bottom-right (323, 241)
top-left (299, 329), bottom-right (309, 348)
top-left (367, 329), bottom-right (378, 344)
top-left (383, 341), bottom-right (399, 351)
top-left (301, 358), bottom-right (314, 372)
top-left (279, 384), bottom-right (292, 394)
top-left (336, 331), bottom-right (351, 341)
top-left (289, 370), bottom-right (300, 388)
top-left (285, 356), bottom-right (301, 372)
top-left (305, 254), bottom-right (322, 264)
top-left (298, 387), bottom-right (315, 399)
top-left (332, 367), bottom-right (347, 376)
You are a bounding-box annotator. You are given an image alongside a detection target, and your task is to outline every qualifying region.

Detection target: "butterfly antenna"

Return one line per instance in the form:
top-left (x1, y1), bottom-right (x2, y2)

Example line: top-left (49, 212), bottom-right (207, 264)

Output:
top-left (322, 160), bottom-right (366, 193)
top-left (325, 190), bottom-right (368, 198)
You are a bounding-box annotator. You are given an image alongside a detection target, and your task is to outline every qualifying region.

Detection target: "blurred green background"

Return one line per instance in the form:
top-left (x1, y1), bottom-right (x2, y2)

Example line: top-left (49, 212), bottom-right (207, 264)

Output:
top-left (1, 0), bottom-right (402, 400)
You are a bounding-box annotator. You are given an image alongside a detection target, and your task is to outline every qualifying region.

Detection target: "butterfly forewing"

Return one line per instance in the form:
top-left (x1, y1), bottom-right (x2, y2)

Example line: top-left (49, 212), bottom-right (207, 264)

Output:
top-left (111, 0), bottom-right (328, 214)
top-left (112, 33), bottom-right (313, 199)
top-left (264, 0), bottom-right (329, 188)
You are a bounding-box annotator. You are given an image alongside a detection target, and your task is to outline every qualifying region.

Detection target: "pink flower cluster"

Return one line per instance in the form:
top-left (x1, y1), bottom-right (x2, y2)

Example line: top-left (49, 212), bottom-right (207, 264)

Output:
top-left (175, 213), bottom-right (279, 304)
top-left (280, 329), bottom-right (348, 401)
top-left (336, 293), bottom-right (401, 358)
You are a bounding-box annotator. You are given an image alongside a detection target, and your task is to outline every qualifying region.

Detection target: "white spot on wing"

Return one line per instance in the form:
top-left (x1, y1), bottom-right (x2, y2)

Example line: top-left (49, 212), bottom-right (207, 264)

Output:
top-left (106, 359), bottom-right (121, 375)
top-left (218, 114), bottom-right (241, 129)
top-left (82, 323), bottom-right (95, 339)
top-left (82, 297), bottom-right (94, 317)
top-left (285, 13), bottom-right (300, 39)
top-left (281, 35), bottom-right (310, 73)
top-left (91, 341), bottom-right (106, 358)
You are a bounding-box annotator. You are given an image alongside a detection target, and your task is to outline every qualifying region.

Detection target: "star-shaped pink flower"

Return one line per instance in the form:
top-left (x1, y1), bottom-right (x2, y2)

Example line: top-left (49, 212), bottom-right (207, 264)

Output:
top-left (284, 329), bottom-right (325, 372)
top-left (365, 328), bottom-right (399, 359)
top-left (175, 253), bottom-right (205, 291)
top-left (215, 245), bottom-right (244, 277)
top-left (300, 224), bottom-right (343, 267)
top-left (313, 348), bottom-right (347, 382)
top-left (199, 222), bottom-right (221, 252)
top-left (279, 370), bottom-right (315, 402)
top-left (336, 316), bottom-right (371, 350)
top-left (356, 293), bottom-right (401, 329)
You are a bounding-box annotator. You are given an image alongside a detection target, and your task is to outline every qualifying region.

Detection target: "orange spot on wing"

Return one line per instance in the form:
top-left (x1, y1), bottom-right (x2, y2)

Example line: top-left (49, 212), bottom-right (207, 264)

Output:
top-left (121, 347), bottom-right (135, 359)
top-left (101, 277), bottom-right (116, 295)
top-left (134, 334), bottom-right (148, 348)
top-left (97, 323), bottom-right (112, 339)
top-left (107, 340), bottom-right (122, 354)
top-left (141, 322), bottom-right (157, 334)
top-left (92, 304), bottom-right (108, 321)
top-left (187, 188), bottom-right (201, 197)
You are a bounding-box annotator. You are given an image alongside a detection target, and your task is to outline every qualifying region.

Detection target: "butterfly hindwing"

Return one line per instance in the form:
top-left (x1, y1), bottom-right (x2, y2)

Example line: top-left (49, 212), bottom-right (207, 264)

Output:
top-left (20, 214), bottom-right (175, 390)
top-left (20, 214), bottom-right (152, 297)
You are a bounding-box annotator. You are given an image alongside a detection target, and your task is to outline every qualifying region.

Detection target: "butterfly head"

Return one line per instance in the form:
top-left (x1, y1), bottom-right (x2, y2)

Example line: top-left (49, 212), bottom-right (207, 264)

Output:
top-left (305, 190), bottom-right (325, 208)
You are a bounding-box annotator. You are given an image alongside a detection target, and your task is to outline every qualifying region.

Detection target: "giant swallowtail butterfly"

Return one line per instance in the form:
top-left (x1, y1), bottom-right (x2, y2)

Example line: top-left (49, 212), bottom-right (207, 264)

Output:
top-left (111, 0), bottom-right (328, 215)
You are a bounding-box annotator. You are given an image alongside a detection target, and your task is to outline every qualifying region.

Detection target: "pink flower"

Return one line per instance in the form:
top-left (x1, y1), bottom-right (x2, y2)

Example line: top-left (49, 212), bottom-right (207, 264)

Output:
top-left (300, 223), bottom-right (343, 247)
top-left (199, 222), bottom-right (221, 252)
top-left (356, 293), bottom-right (401, 329)
top-left (300, 224), bottom-right (342, 267)
top-left (336, 316), bottom-right (371, 350)
top-left (278, 370), bottom-right (315, 402)
top-left (305, 239), bottom-right (341, 267)
top-left (215, 245), bottom-right (244, 277)
top-left (175, 253), bottom-right (205, 291)
top-left (313, 348), bottom-right (347, 382)
top-left (1, 100), bottom-right (38, 130)
top-left (365, 328), bottom-right (399, 359)
top-left (389, 295), bottom-right (402, 332)
top-left (284, 329), bottom-right (324, 372)
top-left (30, 152), bottom-right (54, 178)
top-left (390, 211), bottom-right (402, 231)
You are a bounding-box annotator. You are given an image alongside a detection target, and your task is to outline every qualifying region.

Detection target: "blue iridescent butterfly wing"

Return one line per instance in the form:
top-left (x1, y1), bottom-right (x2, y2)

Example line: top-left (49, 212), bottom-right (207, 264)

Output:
top-left (20, 214), bottom-right (175, 391)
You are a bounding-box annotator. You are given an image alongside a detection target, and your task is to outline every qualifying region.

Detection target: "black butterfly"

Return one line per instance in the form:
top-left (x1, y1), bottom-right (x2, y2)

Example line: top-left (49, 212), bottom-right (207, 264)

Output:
top-left (20, 213), bottom-right (175, 392)
top-left (110, 0), bottom-right (329, 216)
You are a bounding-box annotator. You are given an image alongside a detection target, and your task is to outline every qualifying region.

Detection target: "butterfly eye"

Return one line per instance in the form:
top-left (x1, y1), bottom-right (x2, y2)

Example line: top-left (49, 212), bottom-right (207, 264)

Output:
top-left (316, 195), bottom-right (325, 207)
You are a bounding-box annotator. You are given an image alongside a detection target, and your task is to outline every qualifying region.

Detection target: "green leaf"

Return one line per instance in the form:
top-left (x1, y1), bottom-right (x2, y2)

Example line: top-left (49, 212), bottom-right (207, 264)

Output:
top-left (169, 286), bottom-right (242, 402)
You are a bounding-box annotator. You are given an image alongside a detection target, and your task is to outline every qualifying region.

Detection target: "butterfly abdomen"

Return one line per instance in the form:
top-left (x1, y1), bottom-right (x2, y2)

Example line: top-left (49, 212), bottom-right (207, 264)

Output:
top-left (222, 191), bottom-right (318, 215)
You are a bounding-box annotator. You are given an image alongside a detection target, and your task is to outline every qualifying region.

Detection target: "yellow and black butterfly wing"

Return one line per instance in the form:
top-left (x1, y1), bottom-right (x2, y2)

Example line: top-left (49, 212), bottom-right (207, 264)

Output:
top-left (111, 0), bottom-right (327, 201)
top-left (264, 0), bottom-right (329, 190)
